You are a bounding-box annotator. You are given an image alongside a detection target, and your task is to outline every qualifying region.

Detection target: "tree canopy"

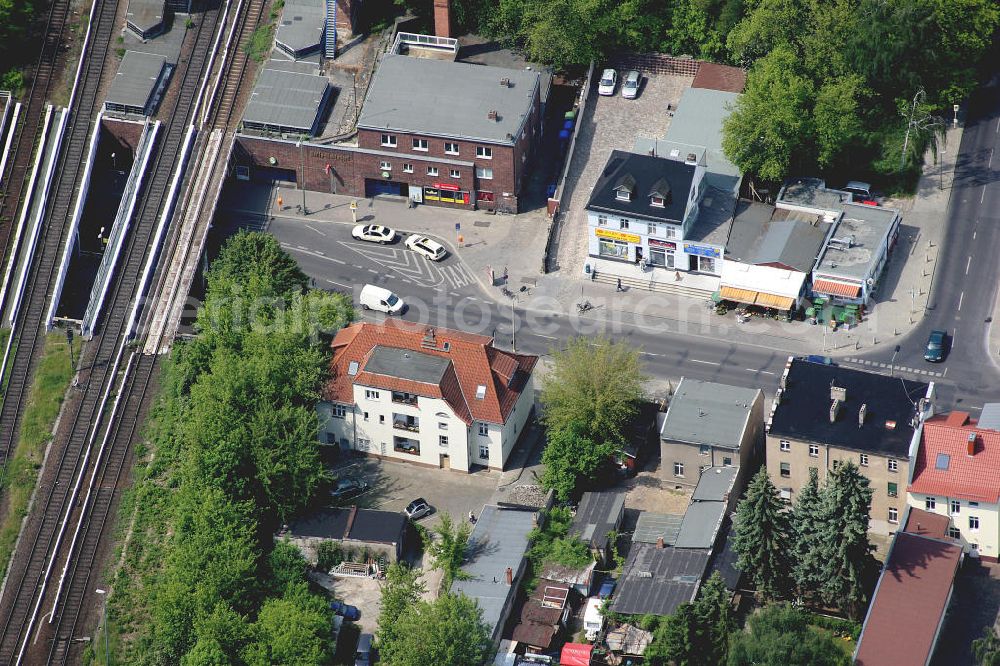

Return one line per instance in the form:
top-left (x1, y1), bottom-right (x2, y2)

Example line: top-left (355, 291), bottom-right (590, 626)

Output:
top-left (377, 593), bottom-right (491, 666)
top-left (727, 604), bottom-right (849, 666)
top-left (732, 469), bottom-right (792, 600)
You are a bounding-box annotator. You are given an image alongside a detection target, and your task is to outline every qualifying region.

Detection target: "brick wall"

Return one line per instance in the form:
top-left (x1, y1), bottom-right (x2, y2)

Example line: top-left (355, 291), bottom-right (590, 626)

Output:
top-left (610, 53), bottom-right (701, 77)
top-left (101, 118), bottom-right (145, 151)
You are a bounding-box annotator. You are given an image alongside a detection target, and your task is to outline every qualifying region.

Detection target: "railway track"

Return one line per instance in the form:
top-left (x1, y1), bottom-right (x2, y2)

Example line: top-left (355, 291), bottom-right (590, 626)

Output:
top-left (0, 4), bottom-right (228, 663)
top-left (0, 0), bottom-right (76, 280)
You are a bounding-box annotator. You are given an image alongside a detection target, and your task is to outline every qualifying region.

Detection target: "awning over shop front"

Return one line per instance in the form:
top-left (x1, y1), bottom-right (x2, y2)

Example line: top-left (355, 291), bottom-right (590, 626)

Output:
top-left (720, 286), bottom-right (758, 304)
top-left (813, 278), bottom-right (862, 298)
top-left (754, 292), bottom-right (796, 310)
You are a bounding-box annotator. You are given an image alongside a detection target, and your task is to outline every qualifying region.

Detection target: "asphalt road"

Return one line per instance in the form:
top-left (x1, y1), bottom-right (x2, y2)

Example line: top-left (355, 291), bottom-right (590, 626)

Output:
top-left (267, 80), bottom-right (1000, 412)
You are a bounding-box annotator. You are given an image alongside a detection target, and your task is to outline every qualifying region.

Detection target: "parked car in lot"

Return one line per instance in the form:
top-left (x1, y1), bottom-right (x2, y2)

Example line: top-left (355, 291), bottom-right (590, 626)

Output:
top-left (598, 68), bottom-right (617, 96)
top-left (359, 284), bottom-right (405, 315)
top-left (404, 234), bottom-right (447, 261)
top-left (355, 633), bottom-right (374, 666)
top-left (924, 329), bottom-right (948, 362)
top-left (352, 224), bottom-right (396, 244)
top-left (330, 600), bottom-right (361, 621)
top-left (404, 498), bottom-right (432, 521)
top-left (843, 180), bottom-right (878, 205)
top-left (621, 70), bottom-right (641, 99)
top-left (329, 478), bottom-right (369, 503)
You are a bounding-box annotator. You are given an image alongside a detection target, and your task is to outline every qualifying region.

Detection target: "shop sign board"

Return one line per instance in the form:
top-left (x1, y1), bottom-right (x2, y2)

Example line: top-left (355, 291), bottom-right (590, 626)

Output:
top-left (683, 243), bottom-right (721, 258)
top-left (595, 228), bottom-right (641, 244)
top-left (648, 239), bottom-right (677, 250)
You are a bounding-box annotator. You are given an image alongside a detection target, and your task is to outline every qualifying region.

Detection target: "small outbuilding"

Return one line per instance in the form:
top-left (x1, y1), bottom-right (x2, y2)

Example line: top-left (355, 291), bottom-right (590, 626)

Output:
top-left (280, 506), bottom-right (408, 564)
top-left (104, 51), bottom-right (172, 116)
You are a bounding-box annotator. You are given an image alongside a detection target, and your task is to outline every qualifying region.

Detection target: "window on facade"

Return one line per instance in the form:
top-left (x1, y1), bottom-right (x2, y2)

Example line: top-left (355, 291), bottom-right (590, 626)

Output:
top-left (616, 188), bottom-right (631, 201)
top-left (597, 215), bottom-right (608, 227)
top-left (413, 138), bottom-right (428, 151)
top-left (950, 499), bottom-right (961, 514)
top-left (673, 462), bottom-right (685, 477)
top-left (439, 435), bottom-right (449, 447)
top-left (970, 501), bottom-right (980, 507)
top-left (402, 163), bottom-right (413, 173)
top-left (477, 146), bottom-right (493, 159)
top-left (779, 440), bottom-right (790, 452)
top-left (476, 166), bottom-right (493, 179)
top-left (439, 422), bottom-right (447, 430)
top-left (381, 134), bottom-right (396, 147)
top-left (478, 422), bottom-right (489, 436)
top-left (427, 166), bottom-right (439, 176)
top-left (379, 161), bottom-right (391, 171)
top-left (948, 527), bottom-right (962, 539)
top-left (699, 445), bottom-right (710, 456)
top-left (332, 404), bottom-right (346, 419)
top-left (650, 196), bottom-right (665, 208)
top-left (647, 223), bottom-right (658, 235)
top-left (665, 226), bottom-right (678, 239)
top-left (449, 169), bottom-right (460, 179)
top-left (479, 444), bottom-right (490, 459)
top-left (363, 411), bottom-right (369, 421)
top-left (888, 507), bottom-right (898, 524)
top-left (379, 415), bottom-right (385, 424)
top-left (925, 497), bottom-right (937, 511)
top-left (648, 249), bottom-right (672, 268)
top-left (445, 142), bottom-right (459, 155)
top-left (780, 488), bottom-right (792, 501)
top-left (365, 389), bottom-right (380, 400)
top-left (888, 482), bottom-right (898, 498)
top-left (620, 219), bottom-right (630, 230)
top-left (970, 515), bottom-right (980, 531)
top-left (723, 457), bottom-right (733, 467)
top-left (860, 453), bottom-right (869, 466)
top-left (780, 462), bottom-right (790, 477)
top-left (808, 444), bottom-right (819, 457)
top-left (357, 437), bottom-right (371, 451)
top-left (888, 458), bottom-right (898, 472)
top-left (598, 239), bottom-right (628, 259)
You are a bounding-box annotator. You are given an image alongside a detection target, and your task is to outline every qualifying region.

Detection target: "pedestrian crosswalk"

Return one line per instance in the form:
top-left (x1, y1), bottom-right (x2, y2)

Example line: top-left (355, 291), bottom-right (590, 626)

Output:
top-left (844, 357), bottom-right (944, 378)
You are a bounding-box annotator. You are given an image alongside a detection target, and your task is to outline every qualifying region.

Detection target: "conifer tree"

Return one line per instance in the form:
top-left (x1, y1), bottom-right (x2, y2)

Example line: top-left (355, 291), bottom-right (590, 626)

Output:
top-left (819, 461), bottom-right (877, 618)
top-left (733, 469), bottom-right (792, 600)
top-left (791, 467), bottom-right (826, 598)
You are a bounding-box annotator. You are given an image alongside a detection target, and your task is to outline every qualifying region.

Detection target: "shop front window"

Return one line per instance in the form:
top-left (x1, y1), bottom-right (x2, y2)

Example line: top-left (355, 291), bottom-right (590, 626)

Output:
top-left (649, 248), bottom-right (666, 266)
top-left (698, 256), bottom-right (717, 273)
top-left (598, 239), bottom-right (629, 259)
top-left (476, 191), bottom-right (495, 202)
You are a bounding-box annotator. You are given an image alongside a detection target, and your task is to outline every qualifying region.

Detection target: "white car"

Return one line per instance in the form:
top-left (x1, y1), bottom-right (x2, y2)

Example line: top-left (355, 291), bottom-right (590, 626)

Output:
top-left (359, 284), bottom-right (405, 314)
top-left (404, 234), bottom-right (447, 261)
top-left (621, 70), bottom-right (640, 99)
top-left (598, 69), bottom-right (617, 96)
top-left (352, 224), bottom-right (396, 244)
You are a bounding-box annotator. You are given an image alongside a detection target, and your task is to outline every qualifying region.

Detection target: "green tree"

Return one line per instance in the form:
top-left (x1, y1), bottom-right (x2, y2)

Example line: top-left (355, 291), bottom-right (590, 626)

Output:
top-left (268, 539), bottom-right (309, 595)
top-left (378, 593), bottom-right (491, 666)
top-left (813, 74), bottom-right (865, 168)
top-left (541, 420), bottom-right (620, 501)
top-left (242, 583), bottom-right (333, 665)
top-left (818, 461), bottom-right (876, 618)
top-left (791, 467), bottom-right (825, 598)
top-left (726, 0), bottom-right (806, 67)
top-left (973, 626), bottom-right (1000, 666)
top-left (695, 572), bottom-right (735, 664)
top-left (425, 513), bottom-right (472, 588)
top-left (721, 46), bottom-right (815, 182)
top-left (727, 604), bottom-right (849, 666)
top-left (645, 572), bottom-right (733, 665)
top-left (377, 563), bottom-right (427, 651)
top-left (732, 469), bottom-right (792, 600)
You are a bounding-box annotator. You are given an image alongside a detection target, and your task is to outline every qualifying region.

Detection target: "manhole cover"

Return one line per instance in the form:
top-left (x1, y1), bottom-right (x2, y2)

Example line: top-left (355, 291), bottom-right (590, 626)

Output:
top-left (474, 220), bottom-right (491, 228)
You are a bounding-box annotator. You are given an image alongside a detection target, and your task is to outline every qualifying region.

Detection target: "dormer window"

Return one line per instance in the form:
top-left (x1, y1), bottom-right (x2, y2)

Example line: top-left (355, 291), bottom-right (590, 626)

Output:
top-left (650, 196), bottom-right (665, 208)
top-left (614, 174), bottom-right (636, 202)
top-left (649, 178), bottom-right (671, 208)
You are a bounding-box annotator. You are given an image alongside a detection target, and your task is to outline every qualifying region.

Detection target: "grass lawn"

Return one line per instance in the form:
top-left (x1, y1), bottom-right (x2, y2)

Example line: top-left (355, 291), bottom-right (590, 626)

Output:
top-left (811, 624), bottom-right (857, 659)
top-left (0, 332), bottom-right (76, 579)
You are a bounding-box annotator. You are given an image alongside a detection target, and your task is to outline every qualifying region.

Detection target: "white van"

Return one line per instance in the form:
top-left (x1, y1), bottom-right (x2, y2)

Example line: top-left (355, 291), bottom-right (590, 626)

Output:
top-left (359, 284), bottom-right (404, 314)
top-left (583, 597), bottom-right (604, 641)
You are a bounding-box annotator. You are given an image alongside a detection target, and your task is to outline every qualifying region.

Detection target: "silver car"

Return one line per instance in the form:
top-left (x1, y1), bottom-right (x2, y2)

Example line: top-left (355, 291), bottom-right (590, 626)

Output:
top-left (621, 70), bottom-right (641, 99)
top-left (598, 69), bottom-right (617, 96)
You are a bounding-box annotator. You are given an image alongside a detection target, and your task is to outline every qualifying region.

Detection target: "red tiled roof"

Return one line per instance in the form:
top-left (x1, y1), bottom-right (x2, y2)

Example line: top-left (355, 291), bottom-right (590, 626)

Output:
top-left (691, 62), bottom-right (747, 93)
top-left (855, 532), bottom-right (962, 666)
top-left (903, 508), bottom-right (952, 541)
top-left (323, 321), bottom-right (537, 425)
top-left (813, 278), bottom-right (862, 298)
top-left (909, 413), bottom-right (1000, 503)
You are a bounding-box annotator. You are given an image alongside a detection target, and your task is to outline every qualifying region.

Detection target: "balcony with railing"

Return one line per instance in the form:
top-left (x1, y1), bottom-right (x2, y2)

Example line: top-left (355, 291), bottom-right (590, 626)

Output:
top-left (393, 414), bottom-right (420, 433)
top-left (392, 391), bottom-right (419, 406)
top-left (394, 436), bottom-right (420, 455)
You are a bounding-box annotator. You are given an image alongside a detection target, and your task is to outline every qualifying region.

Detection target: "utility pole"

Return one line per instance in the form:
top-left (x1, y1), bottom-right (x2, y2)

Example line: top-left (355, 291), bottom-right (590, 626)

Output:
top-left (96, 588), bottom-right (109, 665)
top-left (510, 294), bottom-right (516, 353)
top-left (65, 328), bottom-right (74, 371)
top-left (890, 344), bottom-right (900, 377)
top-left (297, 141), bottom-right (308, 214)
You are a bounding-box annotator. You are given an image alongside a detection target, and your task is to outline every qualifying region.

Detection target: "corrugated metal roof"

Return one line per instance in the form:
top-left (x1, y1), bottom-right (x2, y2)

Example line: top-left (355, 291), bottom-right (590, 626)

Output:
top-left (661, 378), bottom-right (760, 449)
top-left (569, 490), bottom-right (625, 551)
top-left (358, 55), bottom-right (540, 144)
top-left (632, 512), bottom-right (684, 545)
top-left (611, 544), bottom-right (708, 616)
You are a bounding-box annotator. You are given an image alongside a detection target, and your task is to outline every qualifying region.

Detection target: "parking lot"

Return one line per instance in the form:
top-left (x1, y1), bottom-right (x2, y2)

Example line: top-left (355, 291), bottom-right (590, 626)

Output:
top-left (554, 70), bottom-right (692, 276)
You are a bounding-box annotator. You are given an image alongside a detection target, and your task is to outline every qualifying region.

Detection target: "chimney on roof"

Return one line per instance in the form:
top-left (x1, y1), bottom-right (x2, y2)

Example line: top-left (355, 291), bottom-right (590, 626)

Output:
top-left (488, 110), bottom-right (498, 121)
top-left (433, 0), bottom-right (452, 38)
top-left (500, 77), bottom-right (510, 87)
top-left (656, 537), bottom-right (665, 549)
top-left (831, 384), bottom-right (847, 403)
top-left (968, 432), bottom-right (977, 456)
top-left (685, 153), bottom-right (698, 164)
top-left (858, 403), bottom-right (867, 428)
top-left (505, 567), bottom-right (513, 585)
top-left (830, 399), bottom-right (841, 423)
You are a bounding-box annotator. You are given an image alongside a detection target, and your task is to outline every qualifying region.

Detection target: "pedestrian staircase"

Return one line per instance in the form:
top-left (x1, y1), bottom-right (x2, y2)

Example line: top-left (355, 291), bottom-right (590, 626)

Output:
top-left (324, 0), bottom-right (337, 57)
top-left (592, 270), bottom-right (717, 299)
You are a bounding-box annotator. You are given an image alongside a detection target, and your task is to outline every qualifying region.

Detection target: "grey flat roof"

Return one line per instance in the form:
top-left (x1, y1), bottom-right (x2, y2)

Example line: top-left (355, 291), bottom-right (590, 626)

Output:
top-left (569, 491), bottom-right (625, 551)
top-left (125, 0), bottom-right (164, 32)
top-left (286, 507), bottom-right (407, 544)
top-left (707, 523), bottom-right (742, 590)
top-left (358, 54), bottom-right (540, 144)
top-left (692, 467), bottom-right (738, 502)
top-left (275, 0), bottom-right (325, 53)
top-left (107, 51), bottom-right (166, 109)
top-left (632, 512), bottom-right (684, 545)
top-left (364, 346), bottom-right (451, 385)
top-left (726, 200), bottom-right (830, 272)
top-left (673, 501), bottom-right (727, 549)
top-left (815, 203), bottom-right (899, 281)
top-left (611, 544), bottom-right (709, 616)
top-left (778, 177), bottom-right (852, 212)
top-left (243, 67), bottom-right (328, 132)
top-left (979, 403), bottom-right (1000, 431)
top-left (663, 87), bottom-right (742, 193)
top-left (685, 184), bottom-right (737, 246)
top-left (661, 378), bottom-right (760, 449)
top-left (451, 505), bottom-right (536, 640)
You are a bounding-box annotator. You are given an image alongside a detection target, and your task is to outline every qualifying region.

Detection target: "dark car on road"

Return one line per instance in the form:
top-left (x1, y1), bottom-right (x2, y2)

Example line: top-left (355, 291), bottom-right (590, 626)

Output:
top-left (924, 330), bottom-right (947, 362)
top-left (330, 600), bottom-right (361, 621)
top-left (329, 478), bottom-right (369, 503)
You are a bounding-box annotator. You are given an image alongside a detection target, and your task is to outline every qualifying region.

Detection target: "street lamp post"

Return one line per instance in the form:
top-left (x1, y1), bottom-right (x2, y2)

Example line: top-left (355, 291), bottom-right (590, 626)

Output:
top-left (890, 344), bottom-right (900, 377)
top-left (95, 588), bottom-right (109, 665)
top-left (939, 149), bottom-right (945, 191)
top-left (510, 294), bottom-right (516, 353)
top-left (296, 141), bottom-right (307, 214)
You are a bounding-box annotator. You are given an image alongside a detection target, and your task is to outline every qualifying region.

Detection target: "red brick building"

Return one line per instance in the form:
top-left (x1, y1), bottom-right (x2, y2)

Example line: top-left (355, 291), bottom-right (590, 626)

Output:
top-left (234, 51), bottom-right (543, 212)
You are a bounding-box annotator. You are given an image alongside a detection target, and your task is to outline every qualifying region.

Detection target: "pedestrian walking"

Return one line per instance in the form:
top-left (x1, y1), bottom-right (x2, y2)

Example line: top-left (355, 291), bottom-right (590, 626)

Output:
top-left (616, 278), bottom-right (624, 292)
